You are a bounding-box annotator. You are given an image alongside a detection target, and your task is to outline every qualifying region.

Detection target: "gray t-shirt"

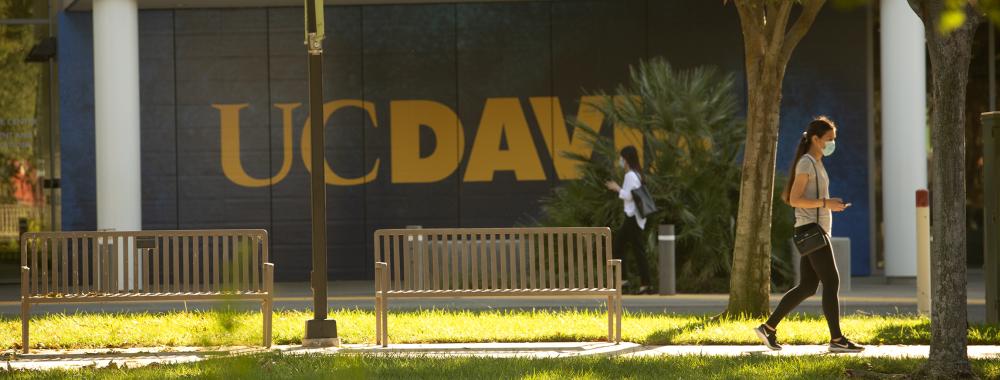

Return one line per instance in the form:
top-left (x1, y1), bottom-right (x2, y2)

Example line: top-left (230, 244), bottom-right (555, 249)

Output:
top-left (794, 154), bottom-right (832, 234)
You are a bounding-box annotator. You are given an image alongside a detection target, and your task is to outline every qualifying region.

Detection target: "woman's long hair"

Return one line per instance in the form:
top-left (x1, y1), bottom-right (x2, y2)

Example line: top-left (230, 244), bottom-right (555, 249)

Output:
top-left (782, 116), bottom-right (836, 204)
top-left (620, 146), bottom-right (642, 181)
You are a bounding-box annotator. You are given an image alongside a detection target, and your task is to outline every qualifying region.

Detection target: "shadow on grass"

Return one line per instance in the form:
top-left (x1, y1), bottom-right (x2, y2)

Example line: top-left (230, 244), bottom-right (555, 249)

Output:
top-left (868, 319), bottom-right (930, 345)
top-left (640, 319), bottom-right (709, 345)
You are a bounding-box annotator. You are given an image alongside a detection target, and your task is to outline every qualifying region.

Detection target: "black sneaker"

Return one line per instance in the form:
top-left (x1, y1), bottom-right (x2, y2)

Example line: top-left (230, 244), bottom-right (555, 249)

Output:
top-left (829, 337), bottom-right (864, 353)
top-left (754, 324), bottom-right (781, 351)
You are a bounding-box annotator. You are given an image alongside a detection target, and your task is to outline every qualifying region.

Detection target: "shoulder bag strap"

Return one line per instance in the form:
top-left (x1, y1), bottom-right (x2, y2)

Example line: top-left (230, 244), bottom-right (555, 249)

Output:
top-left (809, 158), bottom-right (820, 224)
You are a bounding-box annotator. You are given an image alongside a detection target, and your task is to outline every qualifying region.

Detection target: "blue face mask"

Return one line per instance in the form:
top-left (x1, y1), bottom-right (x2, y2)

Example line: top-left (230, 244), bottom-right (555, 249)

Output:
top-left (822, 140), bottom-right (836, 157)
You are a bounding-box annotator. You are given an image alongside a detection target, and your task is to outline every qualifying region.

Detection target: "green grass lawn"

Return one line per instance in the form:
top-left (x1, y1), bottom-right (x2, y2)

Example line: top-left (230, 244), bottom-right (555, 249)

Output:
top-left (4, 353), bottom-right (1000, 380)
top-left (4, 308), bottom-right (1000, 350)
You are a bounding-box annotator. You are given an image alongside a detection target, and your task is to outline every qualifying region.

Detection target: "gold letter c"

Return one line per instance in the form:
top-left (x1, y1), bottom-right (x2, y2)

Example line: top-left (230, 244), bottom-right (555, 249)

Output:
top-left (300, 100), bottom-right (380, 185)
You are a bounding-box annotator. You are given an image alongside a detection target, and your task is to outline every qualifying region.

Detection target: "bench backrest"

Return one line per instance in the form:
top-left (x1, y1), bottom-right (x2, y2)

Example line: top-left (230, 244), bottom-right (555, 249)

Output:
top-left (373, 227), bottom-right (613, 291)
top-left (21, 230), bottom-right (269, 297)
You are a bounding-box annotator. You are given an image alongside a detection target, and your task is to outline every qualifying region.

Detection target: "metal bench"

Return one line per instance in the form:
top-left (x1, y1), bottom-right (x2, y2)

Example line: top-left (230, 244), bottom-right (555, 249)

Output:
top-left (19, 229), bottom-right (274, 353)
top-left (373, 227), bottom-right (622, 347)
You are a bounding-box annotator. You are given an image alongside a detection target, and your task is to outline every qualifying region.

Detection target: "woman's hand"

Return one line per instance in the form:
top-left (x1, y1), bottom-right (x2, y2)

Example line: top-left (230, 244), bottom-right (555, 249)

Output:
top-left (605, 181), bottom-right (621, 192)
top-left (826, 197), bottom-right (849, 212)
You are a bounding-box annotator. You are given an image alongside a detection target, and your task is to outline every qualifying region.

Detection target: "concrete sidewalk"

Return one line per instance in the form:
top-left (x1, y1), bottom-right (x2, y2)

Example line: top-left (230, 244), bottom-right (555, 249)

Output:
top-left (4, 343), bottom-right (1000, 371)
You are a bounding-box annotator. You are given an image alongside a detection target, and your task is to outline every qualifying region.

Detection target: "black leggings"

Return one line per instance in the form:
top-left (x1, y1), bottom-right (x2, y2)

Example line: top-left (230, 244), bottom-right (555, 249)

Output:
top-left (766, 243), bottom-right (842, 339)
top-left (613, 216), bottom-right (652, 287)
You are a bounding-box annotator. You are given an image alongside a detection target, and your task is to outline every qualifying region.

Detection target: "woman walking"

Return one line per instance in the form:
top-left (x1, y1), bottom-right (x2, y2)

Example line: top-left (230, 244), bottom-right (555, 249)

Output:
top-left (605, 146), bottom-right (653, 294)
top-left (754, 116), bottom-right (864, 353)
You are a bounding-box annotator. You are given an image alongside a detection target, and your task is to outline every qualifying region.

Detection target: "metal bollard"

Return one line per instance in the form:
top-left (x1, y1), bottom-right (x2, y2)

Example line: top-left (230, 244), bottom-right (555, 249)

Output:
top-left (916, 189), bottom-right (931, 316)
top-left (18, 218), bottom-right (28, 238)
top-left (657, 225), bottom-right (676, 295)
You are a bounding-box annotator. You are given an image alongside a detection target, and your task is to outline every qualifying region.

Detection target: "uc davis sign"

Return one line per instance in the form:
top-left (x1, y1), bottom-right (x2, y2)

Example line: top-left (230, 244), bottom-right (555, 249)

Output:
top-left (215, 96), bottom-right (645, 187)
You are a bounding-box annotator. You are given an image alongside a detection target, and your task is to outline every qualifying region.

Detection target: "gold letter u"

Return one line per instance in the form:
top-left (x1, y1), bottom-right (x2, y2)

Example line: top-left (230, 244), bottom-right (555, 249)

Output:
top-left (215, 103), bottom-right (297, 187)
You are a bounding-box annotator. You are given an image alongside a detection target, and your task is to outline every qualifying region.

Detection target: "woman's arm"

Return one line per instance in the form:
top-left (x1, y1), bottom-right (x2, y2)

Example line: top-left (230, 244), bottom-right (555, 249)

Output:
top-left (787, 172), bottom-right (824, 209)
top-left (618, 172), bottom-right (639, 200)
top-left (788, 172), bottom-right (847, 211)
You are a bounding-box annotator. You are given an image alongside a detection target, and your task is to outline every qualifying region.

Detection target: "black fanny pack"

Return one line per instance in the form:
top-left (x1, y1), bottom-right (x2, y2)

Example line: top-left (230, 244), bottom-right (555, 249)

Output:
top-left (794, 223), bottom-right (829, 256)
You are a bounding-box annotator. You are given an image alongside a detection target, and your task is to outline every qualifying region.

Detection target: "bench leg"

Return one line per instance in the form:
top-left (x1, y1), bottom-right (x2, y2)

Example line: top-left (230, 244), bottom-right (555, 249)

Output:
top-left (262, 298), bottom-right (273, 348)
top-left (380, 296), bottom-right (388, 347)
top-left (616, 294), bottom-right (623, 344)
top-left (21, 301), bottom-right (29, 354)
top-left (377, 293), bottom-right (389, 347)
top-left (607, 296), bottom-right (614, 343)
top-left (375, 294), bottom-right (381, 346)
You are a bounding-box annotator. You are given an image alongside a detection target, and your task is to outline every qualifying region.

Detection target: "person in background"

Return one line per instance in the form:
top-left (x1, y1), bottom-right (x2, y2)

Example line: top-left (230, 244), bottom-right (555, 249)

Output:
top-left (605, 146), bottom-right (653, 294)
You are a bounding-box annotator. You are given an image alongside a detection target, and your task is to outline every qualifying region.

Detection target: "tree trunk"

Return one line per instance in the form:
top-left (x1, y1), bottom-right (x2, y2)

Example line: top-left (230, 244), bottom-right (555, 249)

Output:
top-left (726, 70), bottom-right (784, 316)
top-left (908, 1), bottom-right (981, 378)
top-left (725, 0), bottom-right (825, 317)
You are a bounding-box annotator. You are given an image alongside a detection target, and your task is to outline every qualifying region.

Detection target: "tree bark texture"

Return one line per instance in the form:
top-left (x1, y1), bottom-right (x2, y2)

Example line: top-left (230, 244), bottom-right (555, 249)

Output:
top-left (726, 0), bottom-right (826, 317)
top-left (907, 1), bottom-right (982, 378)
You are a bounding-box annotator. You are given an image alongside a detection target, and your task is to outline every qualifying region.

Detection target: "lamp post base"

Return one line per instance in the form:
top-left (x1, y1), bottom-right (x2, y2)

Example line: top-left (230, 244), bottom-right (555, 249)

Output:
top-left (303, 319), bottom-right (339, 347)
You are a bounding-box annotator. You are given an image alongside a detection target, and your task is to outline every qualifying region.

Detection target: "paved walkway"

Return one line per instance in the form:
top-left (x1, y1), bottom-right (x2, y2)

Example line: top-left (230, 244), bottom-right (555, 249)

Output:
top-left (0, 271), bottom-right (990, 321)
top-left (4, 343), bottom-right (1000, 371)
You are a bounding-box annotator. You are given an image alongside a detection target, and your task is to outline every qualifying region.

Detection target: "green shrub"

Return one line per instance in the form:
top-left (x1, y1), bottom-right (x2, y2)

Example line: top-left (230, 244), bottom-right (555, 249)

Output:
top-left (540, 58), bottom-right (794, 292)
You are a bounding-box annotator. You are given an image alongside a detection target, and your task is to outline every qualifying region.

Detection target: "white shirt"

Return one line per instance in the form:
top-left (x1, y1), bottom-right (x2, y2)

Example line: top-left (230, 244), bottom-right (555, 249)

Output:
top-left (618, 170), bottom-right (647, 229)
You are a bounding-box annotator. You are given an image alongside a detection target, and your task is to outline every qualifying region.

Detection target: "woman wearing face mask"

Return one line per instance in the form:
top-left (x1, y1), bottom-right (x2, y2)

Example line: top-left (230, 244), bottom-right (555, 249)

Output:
top-left (605, 146), bottom-right (653, 294)
top-left (753, 116), bottom-right (864, 353)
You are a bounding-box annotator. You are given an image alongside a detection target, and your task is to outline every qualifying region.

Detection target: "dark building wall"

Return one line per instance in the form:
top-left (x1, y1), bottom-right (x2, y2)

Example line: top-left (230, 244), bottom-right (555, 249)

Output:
top-left (59, 1), bottom-right (872, 280)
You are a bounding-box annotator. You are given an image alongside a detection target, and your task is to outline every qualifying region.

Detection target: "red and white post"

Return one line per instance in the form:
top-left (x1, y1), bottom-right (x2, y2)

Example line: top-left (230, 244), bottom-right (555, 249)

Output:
top-left (916, 189), bottom-right (931, 315)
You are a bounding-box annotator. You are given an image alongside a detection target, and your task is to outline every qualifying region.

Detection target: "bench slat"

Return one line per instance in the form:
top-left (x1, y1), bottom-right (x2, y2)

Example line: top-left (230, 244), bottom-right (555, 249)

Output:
top-left (252, 236), bottom-right (259, 292)
top-left (61, 238), bottom-right (69, 294)
top-left (430, 234), bottom-right (438, 291)
top-left (394, 235), bottom-right (403, 290)
top-left (193, 236), bottom-right (200, 291)
top-left (110, 235), bottom-right (118, 293)
top-left (131, 237), bottom-right (138, 293)
top-left (184, 236), bottom-right (191, 293)
top-left (41, 238), bottom-right (49, 295)
top-left (547, 233), bottom-right (556, 289)
top-left (213, 235), bottom-right (220, 292)
top-left (82, 238), bottom-right (90, 293)
top-left (584, 233), bottom-right (593, 289)
top-left (172, 236), bottom-right (180, 293)
top-left (72, 238), bottom-right (80, 294)
top-left (597, 233), bottom-right (605, 289)
top-left (202, 235), bottom-right (210, 292)
top-left (242, 235), bottom-right (250, 292)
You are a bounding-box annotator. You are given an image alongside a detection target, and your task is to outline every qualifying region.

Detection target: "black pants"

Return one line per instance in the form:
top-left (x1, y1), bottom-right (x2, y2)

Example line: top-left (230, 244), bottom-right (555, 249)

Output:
top-left (766, 242), bottom-right (842, 339)
top-left (613, 216), bottom-right (652, 287)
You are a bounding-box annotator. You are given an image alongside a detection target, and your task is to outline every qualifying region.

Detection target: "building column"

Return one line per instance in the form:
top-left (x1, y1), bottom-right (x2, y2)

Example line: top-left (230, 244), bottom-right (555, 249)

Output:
top-left (880, 0), bottom-right (926, 278)
top-left (93, 0), bottom-right (141, 232)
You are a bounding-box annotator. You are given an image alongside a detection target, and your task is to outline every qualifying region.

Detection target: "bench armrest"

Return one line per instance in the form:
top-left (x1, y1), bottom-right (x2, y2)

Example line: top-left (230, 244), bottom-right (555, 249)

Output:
top-left (263, 263), bottom-right (275, 295)
top-left (375, 262), bottom-right (388, 292)
top-left (20, 266), bottom-right (29, 298)
top-left (606, 259), bottom-right (622, 291)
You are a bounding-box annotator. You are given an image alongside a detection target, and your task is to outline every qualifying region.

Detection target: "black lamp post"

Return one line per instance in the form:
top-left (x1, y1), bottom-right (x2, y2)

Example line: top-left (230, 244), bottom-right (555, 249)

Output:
top-left (302, 0), bottom-right (338, 347)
